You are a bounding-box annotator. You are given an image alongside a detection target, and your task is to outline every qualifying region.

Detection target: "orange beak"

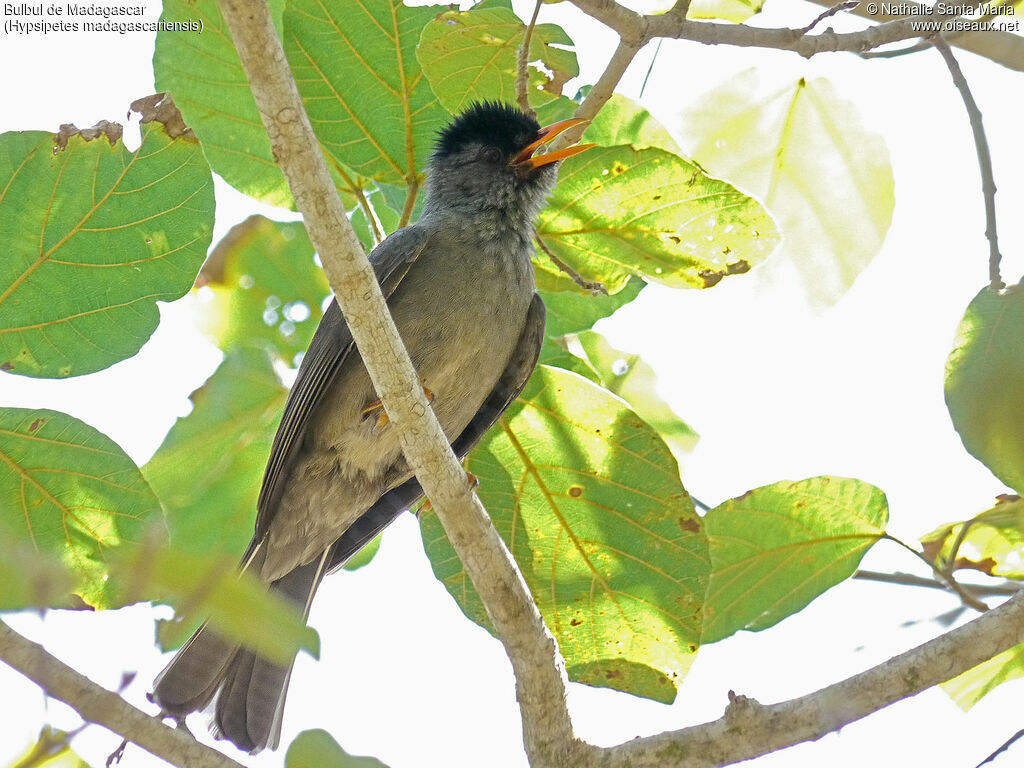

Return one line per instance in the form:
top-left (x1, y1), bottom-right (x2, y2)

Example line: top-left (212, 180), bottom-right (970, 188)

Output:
top-left (512, 117), bottom-right (596, 169)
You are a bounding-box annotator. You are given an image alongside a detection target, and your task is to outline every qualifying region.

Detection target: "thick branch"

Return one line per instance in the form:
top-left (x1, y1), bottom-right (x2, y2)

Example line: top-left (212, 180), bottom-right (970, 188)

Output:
top-left (585, 591), bottom-right (1024, 767)
top-left (214, 1), bottom-right (577, 764)
top-left (569, 0), bottom-right (986, 58)
top-left (931, 34), bottom-right (1004, 290)
top-left (0, 621), bottom-right (244, 768)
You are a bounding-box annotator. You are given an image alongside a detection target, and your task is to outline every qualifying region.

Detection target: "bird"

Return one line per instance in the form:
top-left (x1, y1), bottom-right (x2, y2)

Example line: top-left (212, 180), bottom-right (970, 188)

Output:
top-left (151, 101), bottom-right (594, 753)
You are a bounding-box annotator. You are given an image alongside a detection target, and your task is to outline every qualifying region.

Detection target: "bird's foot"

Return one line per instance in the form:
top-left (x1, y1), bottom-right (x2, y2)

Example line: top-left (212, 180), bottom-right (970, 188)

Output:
top-left (362, 383), bottom-right (434, 430)
top-left (418, 471), bottom-right (479, 514)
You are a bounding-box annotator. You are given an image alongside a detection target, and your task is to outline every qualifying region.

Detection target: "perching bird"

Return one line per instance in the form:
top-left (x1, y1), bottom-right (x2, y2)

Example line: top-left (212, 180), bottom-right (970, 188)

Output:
top-left (151, 102), bottom-right (593, 753)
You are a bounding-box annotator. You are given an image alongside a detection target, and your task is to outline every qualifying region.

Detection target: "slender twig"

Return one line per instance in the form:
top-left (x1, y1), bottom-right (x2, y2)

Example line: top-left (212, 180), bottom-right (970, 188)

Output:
top-left (884, 534), bottom-right (990, 612)
top-left (945, 518), bottom-right (977, 571)
top-left (931, 34), bottom-right (1005, 290)
top-left (854, 569), bottom-right (1021, 597)
top-left (214, 2), bottom-right (580, 765)
top-left (796, 0), bottom-right (860, 35)
top-left (517, 0), bottom-right (543, 117)
top-left (0, 622), bottom-right (244, 768)
top-left (397, 178), bottom-right (420, 230)
top-left (638, 38), bottom-right (662, 99)
top-left (534, 229), bottom-right (608, 294)
top-left (976, 728), bottom-right (1024, 768)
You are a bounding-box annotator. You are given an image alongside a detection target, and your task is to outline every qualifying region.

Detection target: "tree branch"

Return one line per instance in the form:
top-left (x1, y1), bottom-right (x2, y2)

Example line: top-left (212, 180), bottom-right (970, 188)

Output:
top-left (517, 0), bottom-right (543, 117)
top-left (584, 591), bottom-right (1024, 767)
top-left (214, 1), bottom-right (578, 764)
top-left (0, 621), bottom-right (245, 768)
top-left (568, 0), bottom-right (988, 58)
top-left (803, 0), bottom-right (1024, 71)
top-left (931, 34), bottom-right (1005, 290)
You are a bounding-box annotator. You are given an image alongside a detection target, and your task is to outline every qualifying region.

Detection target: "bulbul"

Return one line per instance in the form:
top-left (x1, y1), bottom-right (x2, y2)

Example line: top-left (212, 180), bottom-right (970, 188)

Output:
top-left (151, 101), bottom-right (593, 753)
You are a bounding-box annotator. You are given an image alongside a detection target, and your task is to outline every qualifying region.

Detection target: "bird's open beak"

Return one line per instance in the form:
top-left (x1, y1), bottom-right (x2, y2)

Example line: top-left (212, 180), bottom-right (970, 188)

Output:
top-left (512, 118), bottom-right (596, 169)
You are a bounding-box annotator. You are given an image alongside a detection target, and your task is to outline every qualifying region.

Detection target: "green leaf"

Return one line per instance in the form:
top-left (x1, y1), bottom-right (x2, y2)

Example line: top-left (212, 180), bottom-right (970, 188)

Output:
top-left (537, 145), bottom-right (778, 293)
top-left (420, 366), bottom-right (708, 703)
top-left (7, 727), bottom-right (92, 768)
top-left (287, 729), bottom-right (390, 768)
top-left (568, 331), bottom-right (698, 463)
top-left (538, 275), bottom-right (645, 337)
top-left (920, 496), bottom-right (1024, 578)
top-left (582, 94), bottom-right (681, 154)
top-left (118, 540), bottom-right (319, 666)
top-left (154, 0), bottom-right (295, 207)
top-left (417, 8), bottom-right (578, 118)
top-left (0, 122), bottom-right (214, 378)
top-left (702, 476), bottom-right (888, 643)
top-left (945, 285), bottom-right (1024, 494)
top-left (0, 408), bottom-right (162, 609)
top-left (285, 0), bottom-right (451, 184)
top-left (681, 73), bottom-right (894, 307)
top-left (199, 216), bottom-right (330, 364)
top-left (341, 531), bottom-right (382, 571)
top-left (143, 347), bottom-right (286, 560)
top-left (943, 641), bottom-right (1024, 710)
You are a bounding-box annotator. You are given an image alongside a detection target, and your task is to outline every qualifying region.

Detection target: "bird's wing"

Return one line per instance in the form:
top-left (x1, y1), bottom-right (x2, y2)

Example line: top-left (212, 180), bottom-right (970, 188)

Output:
top-left (252, 226), bottom-right (432, 543)
top-left (325, 292), bottom-right (546, 571)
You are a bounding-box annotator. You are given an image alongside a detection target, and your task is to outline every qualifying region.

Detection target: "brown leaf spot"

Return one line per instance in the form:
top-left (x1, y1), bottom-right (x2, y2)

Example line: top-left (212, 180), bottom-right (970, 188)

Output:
top-left (727, 259), bottom-right (750, 275)
top-left (920, 538), bottom-right (945, 564)
top-left (28, 418), bottom-right (45, 432)
top-left (55, 120), bottom-right (123, 150)
top-left (734, 490), bottom-right (753, 502)
top-left (699, 269), bottom-right (725, 288)
top-left (678, 517), bottom-right (700, 533)
top-left (570, 617), bottom-right (583, 626)
top-left (1, 362), bottom-right (13, 372)
top-left (611, 161), bottom-right (628, 176)
top-left (568, 485), bottom-right (584, 498)
top-left (604, 669), bottom-right (624, 680)
top-left (953, 556), bottom-right (997, 575)
top-left (129, 93), bottom-right (195, 140)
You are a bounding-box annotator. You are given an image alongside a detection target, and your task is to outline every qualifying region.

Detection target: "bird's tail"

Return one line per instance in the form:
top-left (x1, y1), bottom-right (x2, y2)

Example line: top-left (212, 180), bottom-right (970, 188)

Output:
top-left (151, 547), bottom-right (328, 753)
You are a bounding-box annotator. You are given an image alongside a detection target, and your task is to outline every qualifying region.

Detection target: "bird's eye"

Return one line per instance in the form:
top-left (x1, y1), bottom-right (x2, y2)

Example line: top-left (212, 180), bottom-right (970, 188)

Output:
top-left (481, 146), bottom-right (502, 164)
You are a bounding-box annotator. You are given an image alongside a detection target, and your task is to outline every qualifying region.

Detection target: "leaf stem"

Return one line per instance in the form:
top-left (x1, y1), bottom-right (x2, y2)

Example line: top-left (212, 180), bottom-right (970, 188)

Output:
top-left (883, 533), bottom-right (990, 612)
top-left (534, 228), bottom-right (608, 293)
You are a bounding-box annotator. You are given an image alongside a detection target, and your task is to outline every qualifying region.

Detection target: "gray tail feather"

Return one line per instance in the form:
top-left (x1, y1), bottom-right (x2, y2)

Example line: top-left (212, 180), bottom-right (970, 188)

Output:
top-left (151, 546), bottom-right (327, 754)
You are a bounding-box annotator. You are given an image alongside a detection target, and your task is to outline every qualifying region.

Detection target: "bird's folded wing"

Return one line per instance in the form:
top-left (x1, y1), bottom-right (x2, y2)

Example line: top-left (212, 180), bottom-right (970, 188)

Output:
top-left (252, 226), bottom-right (433, 544)
top-left (326, 292), bottom-right (546, 572)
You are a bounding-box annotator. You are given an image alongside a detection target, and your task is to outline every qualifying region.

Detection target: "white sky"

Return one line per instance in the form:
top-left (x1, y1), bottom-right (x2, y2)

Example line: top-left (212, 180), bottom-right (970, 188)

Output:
top-left (2, 1), bottom-right (1024, 767)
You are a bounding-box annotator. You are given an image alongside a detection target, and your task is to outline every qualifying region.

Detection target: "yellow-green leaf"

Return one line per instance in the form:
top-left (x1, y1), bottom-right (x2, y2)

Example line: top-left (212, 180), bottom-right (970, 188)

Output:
top-left (0, 408), bottom-right (162, 609)
top-left (287, 729), bottom-right (390, 768)
top-left (681, 73), bottom-right (894, 307)
top-left (0, 122), bottom-right (214, 378)
top-left (703, 476), bottom-right (887, 643)
top-left (943, 641), bottom-right (1024, 710)
top-left (945, 285), bottom-right (1024, 494)
top-left (920, 496), bottom-right (1024, 578)
top-left (420, 365), bottom-right (708, 703)
top-left (537, 145), bottom-right (778, 292)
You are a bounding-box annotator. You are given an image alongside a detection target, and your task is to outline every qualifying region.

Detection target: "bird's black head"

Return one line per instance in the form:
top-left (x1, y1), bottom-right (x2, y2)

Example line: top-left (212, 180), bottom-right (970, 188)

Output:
top-left (423, 102), bottom-right (593, 231)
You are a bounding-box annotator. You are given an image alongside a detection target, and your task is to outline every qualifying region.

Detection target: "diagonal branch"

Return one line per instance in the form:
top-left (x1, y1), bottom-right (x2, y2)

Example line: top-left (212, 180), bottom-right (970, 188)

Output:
top-left (0, 621), bottom-right (245, 768)
top-left (214, 1), bottom-right (579, 765)
top-left (585, 591), bottom-right (1024, 767)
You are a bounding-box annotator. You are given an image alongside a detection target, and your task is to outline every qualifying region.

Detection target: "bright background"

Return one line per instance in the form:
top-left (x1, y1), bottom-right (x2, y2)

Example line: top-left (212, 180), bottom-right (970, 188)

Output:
top-left (2, 0), bottom-right (1023, 766)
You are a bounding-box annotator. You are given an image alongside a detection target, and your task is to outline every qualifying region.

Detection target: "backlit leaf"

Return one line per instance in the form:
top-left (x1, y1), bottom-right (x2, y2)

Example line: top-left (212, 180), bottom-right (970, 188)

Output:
top-left (417, 7), bottom-right (578, 119)
top-left (287, 729), bottom-right (390, 768)
top-left (0, 408), bottom-right (162, 609)
top-left (537, 145), bottom-right (778, 292)
top-left (420, 365), bottom-right (708, 703)
top-left (920, 496), bottom-right (1024, 578)
top-left (285, 0), bottom-right (451, 184)
top-left (582, 94), bottom-right (681, 154)
top-left (143, 347), bottom-right (286, 561)
top-left (199, 216), bottom-right (330, 364)
top-left (0, 121), bottom-right (214, 378)
top-left (680, 73), bottom-right (893, 307)
top-left (943, 641), bottom-right (1024, 710)
top-left (945, 285), bottom-right (1024, 494)
top-left (702, 476), bottom-right (887, 643)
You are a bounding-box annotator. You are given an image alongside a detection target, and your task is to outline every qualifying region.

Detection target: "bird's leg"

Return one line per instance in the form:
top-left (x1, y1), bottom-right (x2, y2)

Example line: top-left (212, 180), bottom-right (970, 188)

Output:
top-left (362, 382), bottom-right (434, 430)
top-left (418, 471), bottom-right (479, 515)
